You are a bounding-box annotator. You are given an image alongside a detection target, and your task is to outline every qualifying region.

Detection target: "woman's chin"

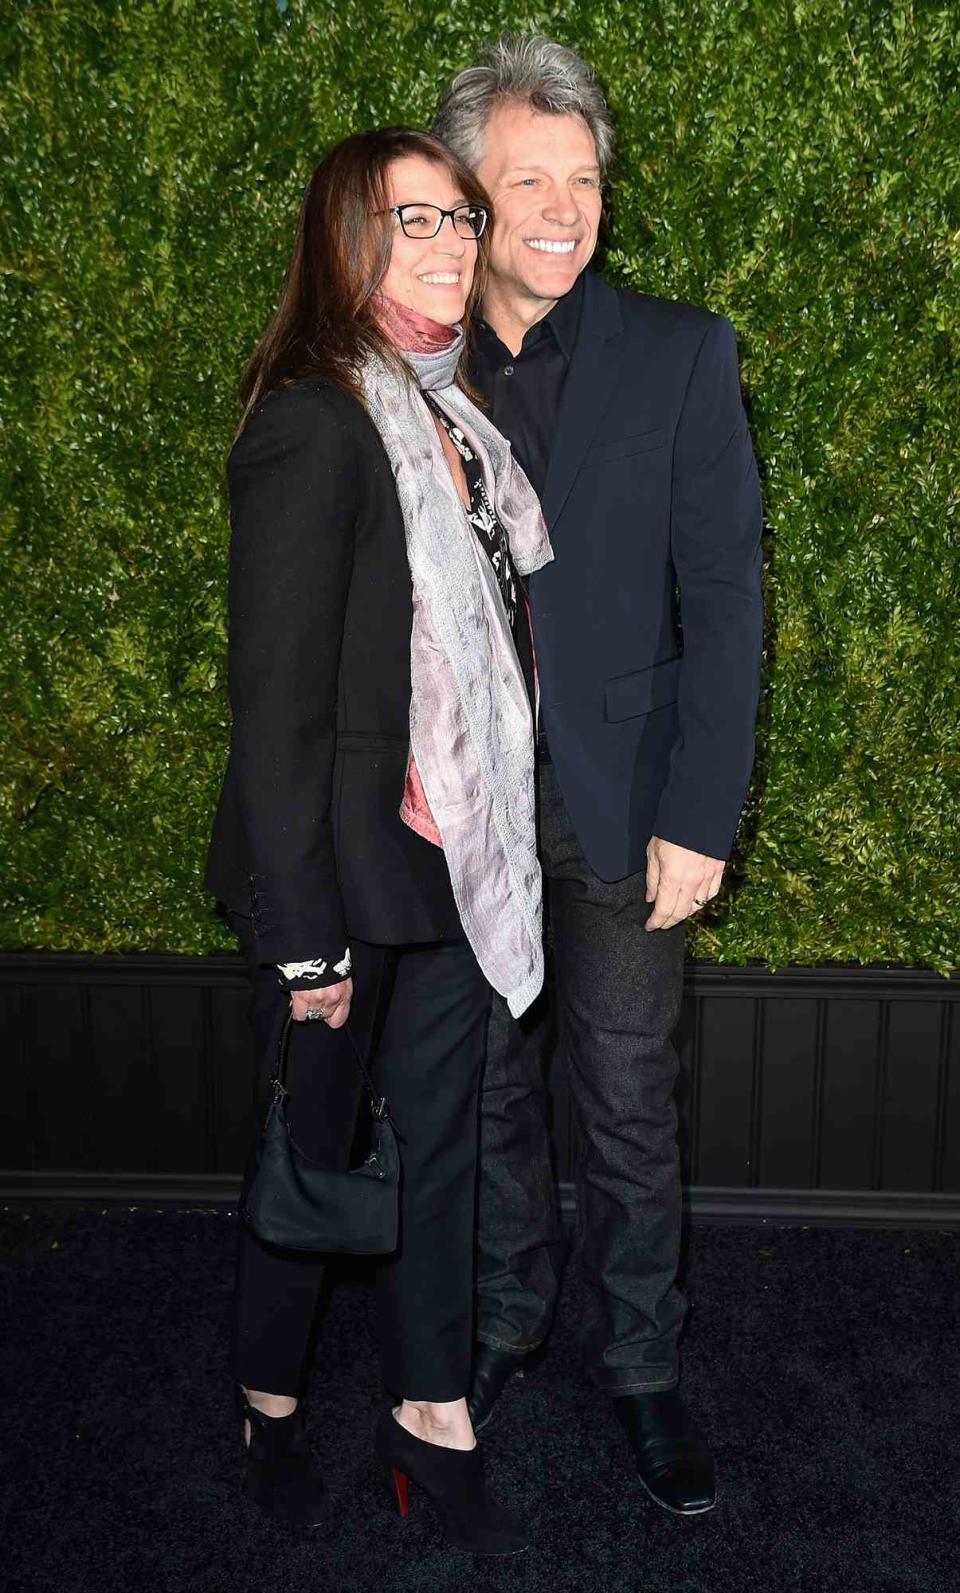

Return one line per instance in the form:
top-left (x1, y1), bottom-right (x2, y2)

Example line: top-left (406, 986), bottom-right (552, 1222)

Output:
top-left (415, 289), bottom-right (467, 325)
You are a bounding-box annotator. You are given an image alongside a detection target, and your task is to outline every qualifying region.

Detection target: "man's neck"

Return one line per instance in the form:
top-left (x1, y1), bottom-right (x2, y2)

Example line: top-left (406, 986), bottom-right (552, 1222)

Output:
top-left (480, 278), bottom-right (558, 357)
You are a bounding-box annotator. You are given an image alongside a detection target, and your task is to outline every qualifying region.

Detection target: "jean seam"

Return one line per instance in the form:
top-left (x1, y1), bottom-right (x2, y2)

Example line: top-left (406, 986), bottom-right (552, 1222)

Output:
top-left (476, 1331), bottom-right (542, 1354)
top-left (595, 1374), bottom-right (679, 1394)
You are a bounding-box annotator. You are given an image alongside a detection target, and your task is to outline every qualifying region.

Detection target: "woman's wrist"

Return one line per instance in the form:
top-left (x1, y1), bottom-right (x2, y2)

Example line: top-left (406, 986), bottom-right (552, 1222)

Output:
top-left (275, 948), bottom-right (352, 991)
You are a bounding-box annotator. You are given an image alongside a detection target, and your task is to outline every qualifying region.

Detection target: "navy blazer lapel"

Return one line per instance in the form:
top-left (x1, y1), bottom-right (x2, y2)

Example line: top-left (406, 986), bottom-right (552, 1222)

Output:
top-left (540, 270), bottom-right (626, 531)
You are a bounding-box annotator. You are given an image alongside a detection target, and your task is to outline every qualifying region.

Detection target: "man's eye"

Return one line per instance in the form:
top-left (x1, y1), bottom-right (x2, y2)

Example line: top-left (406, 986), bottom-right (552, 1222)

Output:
top-left (516, 178), bottom-right (538, 187)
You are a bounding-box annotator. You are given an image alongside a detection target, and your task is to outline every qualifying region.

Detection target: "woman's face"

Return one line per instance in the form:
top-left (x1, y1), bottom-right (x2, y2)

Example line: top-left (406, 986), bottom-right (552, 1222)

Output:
top-left (378, 154), bottom-right (477, 324)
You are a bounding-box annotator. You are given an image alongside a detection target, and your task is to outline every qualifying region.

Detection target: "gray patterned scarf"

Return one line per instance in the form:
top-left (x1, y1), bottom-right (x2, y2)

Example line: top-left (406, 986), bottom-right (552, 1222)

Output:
top-left (359, 316), bottom-right (554, 1017)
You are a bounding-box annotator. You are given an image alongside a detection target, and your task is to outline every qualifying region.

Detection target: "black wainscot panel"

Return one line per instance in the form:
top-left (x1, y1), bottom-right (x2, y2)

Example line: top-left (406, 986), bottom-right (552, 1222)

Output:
top-left (1, 955), bottom-right (958, 1227)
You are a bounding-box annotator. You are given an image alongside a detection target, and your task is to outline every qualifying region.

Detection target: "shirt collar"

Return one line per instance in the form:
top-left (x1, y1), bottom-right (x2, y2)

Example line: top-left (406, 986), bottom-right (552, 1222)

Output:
top-left (541, 268), bottom-right (585, 360)
top-left (475, 268), bottom-right (586, 363)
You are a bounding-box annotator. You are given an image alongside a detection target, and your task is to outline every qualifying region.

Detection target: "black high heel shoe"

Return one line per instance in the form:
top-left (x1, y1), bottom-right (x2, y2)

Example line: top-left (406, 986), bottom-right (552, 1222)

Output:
top-left (240, 1389), bottom-right (326, 1526)
top-left (374, 1406), bottom-right (529, 1556)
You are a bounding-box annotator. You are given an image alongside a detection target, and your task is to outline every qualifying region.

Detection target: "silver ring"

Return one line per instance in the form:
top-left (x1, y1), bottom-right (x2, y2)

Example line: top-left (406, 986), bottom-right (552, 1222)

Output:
top-left (305, 1008), bottom-right (327, 1022)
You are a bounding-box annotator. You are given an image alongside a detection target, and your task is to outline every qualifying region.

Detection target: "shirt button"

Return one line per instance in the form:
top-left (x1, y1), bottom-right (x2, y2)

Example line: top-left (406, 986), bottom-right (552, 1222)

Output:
top-left (503, 365), bottom-right (514, 376)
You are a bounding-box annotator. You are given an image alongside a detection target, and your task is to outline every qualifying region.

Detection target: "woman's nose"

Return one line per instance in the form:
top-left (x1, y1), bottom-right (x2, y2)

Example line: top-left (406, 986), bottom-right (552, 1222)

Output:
top-left (437, 216), bottom-right (467, 252)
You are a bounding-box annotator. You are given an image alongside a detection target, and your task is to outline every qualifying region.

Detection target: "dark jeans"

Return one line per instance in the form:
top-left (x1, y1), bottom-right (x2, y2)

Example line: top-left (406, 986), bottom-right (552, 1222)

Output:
top-left (476, 757), bottom-right (687, 1393)
top-left (230, 914), bottom-right (490, 1403)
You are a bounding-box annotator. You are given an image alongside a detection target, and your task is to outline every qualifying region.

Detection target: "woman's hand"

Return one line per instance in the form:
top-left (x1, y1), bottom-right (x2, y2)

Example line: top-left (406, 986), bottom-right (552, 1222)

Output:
top-left (290, 979), bottom-right (353, 1029)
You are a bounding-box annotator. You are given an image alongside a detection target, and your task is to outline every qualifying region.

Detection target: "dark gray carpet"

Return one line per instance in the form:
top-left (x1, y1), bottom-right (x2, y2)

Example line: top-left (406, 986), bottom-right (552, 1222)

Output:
top-left (2, 1208), bottom-right (957, 1593)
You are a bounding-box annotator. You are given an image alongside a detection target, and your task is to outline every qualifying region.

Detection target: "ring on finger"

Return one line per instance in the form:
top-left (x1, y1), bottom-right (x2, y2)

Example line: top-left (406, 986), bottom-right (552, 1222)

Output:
top-left (305, 1008), bottom-right (328, 1023)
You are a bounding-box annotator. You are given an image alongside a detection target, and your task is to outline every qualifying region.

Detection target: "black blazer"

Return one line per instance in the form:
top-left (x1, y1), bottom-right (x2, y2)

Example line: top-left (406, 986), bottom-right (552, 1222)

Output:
top-left (203, 379), bottom-right (458, 966)
top-left (527, 270), bottom-right (763, 877)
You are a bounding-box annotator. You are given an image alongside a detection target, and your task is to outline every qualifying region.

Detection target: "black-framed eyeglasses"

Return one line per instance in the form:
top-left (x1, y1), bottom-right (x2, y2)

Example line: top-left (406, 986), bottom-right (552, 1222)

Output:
top-left (378, 202), bottom-right (489, 240)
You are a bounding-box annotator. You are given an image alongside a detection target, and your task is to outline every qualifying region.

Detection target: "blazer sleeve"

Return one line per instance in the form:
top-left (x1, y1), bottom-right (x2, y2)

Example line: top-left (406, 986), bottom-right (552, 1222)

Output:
top-left (226, 381), bottom-right (358, 965)
top-left (653, 316), bottom-right (764, 860)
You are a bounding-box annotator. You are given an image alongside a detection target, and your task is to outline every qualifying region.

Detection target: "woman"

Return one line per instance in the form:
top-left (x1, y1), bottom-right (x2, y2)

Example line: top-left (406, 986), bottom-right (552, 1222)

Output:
top-left (203, 127), bottom-right (552, 1555)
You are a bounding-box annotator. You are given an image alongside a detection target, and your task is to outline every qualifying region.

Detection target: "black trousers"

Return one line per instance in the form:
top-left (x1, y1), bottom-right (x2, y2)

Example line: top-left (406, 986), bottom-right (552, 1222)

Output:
top-left (476, 757), bottom-right (688, 1393)
top-left (230, 914), bottom-right (490, 1402)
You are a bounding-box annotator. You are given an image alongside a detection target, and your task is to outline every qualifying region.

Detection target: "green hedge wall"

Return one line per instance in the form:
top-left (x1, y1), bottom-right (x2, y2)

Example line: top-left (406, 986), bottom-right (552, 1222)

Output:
top-left (2, 0), bottom-right (958, 972)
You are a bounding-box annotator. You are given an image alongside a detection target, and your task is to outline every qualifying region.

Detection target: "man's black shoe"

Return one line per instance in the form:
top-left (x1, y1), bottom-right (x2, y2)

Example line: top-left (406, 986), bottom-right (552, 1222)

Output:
top-left (467, 1343), bottom-right (527, 1433)
top-left (612, 1389), bottom-right (717, 1515)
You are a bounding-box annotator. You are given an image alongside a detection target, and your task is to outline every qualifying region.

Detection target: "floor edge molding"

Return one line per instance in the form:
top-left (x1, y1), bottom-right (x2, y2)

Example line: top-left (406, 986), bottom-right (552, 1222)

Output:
top-left (3, 1173), bottom-right (959, 1230)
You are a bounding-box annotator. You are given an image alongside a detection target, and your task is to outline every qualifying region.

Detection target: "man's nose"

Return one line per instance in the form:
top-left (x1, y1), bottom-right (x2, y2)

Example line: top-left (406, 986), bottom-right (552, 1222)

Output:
top-left (541, 185), bottom-right (580, 225)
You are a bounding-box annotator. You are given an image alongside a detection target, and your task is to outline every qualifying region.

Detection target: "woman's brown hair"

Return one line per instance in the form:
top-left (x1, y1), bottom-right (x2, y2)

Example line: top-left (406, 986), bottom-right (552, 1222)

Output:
top-left (237, 126), bottom-right (492, 427)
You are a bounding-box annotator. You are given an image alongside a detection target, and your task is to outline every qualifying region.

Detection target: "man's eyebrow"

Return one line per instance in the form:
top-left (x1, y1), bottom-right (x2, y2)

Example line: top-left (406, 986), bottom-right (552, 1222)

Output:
top-left (504, 163), bottom-right (601, 175)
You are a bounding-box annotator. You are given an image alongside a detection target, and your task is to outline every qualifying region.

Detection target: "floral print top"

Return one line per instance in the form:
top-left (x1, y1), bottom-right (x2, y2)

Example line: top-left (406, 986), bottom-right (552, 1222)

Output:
top-left (424, 392), bottom-right (536, 712)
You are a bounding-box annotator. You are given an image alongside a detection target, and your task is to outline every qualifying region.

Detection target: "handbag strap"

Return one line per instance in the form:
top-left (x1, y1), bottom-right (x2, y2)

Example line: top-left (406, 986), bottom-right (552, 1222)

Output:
top-left (271, 1008), bottom-right (390, 1122)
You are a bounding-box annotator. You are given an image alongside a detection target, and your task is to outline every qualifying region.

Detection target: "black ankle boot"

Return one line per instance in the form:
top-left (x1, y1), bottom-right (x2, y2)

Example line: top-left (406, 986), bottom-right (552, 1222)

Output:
top-left (375, 1407), bottom-right (529, 1555)
top-left (240, 1391), bottom-right (326, 1526)
top-left (467, 1342), bottom-right (527, 1433)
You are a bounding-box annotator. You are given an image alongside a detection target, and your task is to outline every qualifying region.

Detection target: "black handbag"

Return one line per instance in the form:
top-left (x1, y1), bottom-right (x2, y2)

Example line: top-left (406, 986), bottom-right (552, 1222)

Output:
top-left (240, 1008), bottom-right (400, 1255)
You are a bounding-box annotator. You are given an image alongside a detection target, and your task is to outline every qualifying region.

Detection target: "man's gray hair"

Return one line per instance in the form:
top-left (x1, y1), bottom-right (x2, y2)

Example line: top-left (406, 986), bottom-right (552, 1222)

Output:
top-left (433, 32), bottom-right (615, 174)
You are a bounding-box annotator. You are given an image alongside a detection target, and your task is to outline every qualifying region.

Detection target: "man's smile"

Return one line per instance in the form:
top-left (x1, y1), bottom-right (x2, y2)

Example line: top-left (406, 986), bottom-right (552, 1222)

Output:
top-left (523, 238), bottom-right (578, 253)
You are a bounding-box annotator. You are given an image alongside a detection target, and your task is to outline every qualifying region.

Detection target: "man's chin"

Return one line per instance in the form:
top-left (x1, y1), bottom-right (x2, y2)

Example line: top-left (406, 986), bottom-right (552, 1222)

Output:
top-left (518, 255), bottom-right (584, 301)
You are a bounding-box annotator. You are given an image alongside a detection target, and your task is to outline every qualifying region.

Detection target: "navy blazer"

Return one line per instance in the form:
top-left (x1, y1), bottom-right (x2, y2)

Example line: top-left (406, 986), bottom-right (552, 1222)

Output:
top-left (528, 269), bottom-right (763, 876)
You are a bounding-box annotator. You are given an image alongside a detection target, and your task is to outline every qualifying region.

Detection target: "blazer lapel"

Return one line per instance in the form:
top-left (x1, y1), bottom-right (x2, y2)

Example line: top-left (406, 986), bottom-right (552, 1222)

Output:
top-left (540, 270), bottom-right (626, 531)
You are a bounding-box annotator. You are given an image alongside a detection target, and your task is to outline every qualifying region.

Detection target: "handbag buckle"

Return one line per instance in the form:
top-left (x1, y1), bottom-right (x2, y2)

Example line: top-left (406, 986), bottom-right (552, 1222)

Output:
top-left (372, 1093), bottom-right (390, 1122)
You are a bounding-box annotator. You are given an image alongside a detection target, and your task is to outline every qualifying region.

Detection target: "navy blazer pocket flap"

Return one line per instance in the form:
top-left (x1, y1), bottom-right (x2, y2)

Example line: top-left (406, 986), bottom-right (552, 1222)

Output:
top-left (605, 656), bottom-right (681, 722)
top-left (584, 428), bottom-right (668, 466)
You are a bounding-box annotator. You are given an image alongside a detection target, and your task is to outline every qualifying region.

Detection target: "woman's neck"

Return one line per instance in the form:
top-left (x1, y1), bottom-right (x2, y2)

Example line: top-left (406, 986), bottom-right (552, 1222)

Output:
top-left (375, 294), bottom-right (459, 354)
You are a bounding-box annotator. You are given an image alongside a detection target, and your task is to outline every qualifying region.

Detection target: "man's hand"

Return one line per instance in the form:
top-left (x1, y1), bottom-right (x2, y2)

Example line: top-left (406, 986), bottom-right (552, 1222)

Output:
top-left (644, 838), bottom-right (725, 931)
top-left (290, 978), bottom-right (353, 1028)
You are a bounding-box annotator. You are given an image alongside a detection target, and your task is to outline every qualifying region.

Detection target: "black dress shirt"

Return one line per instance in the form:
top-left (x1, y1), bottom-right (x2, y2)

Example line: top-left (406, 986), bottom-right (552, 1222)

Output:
top-left (469, 270), bottom-right (585, 499)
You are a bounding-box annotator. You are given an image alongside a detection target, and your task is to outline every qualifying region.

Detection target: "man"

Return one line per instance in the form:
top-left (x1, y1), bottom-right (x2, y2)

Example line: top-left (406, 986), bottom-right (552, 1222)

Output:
top-left (434, 34), bottom-right (763, 1515)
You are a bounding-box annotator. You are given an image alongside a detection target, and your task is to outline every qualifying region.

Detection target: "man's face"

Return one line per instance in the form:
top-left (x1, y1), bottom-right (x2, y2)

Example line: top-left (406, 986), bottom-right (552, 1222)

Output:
top-left (472, 102), bottom-right (602, 312)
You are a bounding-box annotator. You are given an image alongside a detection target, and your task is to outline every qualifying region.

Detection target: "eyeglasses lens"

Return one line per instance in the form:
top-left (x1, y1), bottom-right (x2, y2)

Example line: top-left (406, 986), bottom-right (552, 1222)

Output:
top-left (399, 206), bottom-right (486, 240)
top-left (454, 209), bottom-right (486, 239)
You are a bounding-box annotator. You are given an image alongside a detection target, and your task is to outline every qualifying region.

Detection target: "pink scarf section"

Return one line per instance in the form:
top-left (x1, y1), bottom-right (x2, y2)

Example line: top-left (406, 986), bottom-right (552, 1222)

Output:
top-left (374, 294), bottom-right (461, 851)
top-left (374, 292), bottom-right (460, 355)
